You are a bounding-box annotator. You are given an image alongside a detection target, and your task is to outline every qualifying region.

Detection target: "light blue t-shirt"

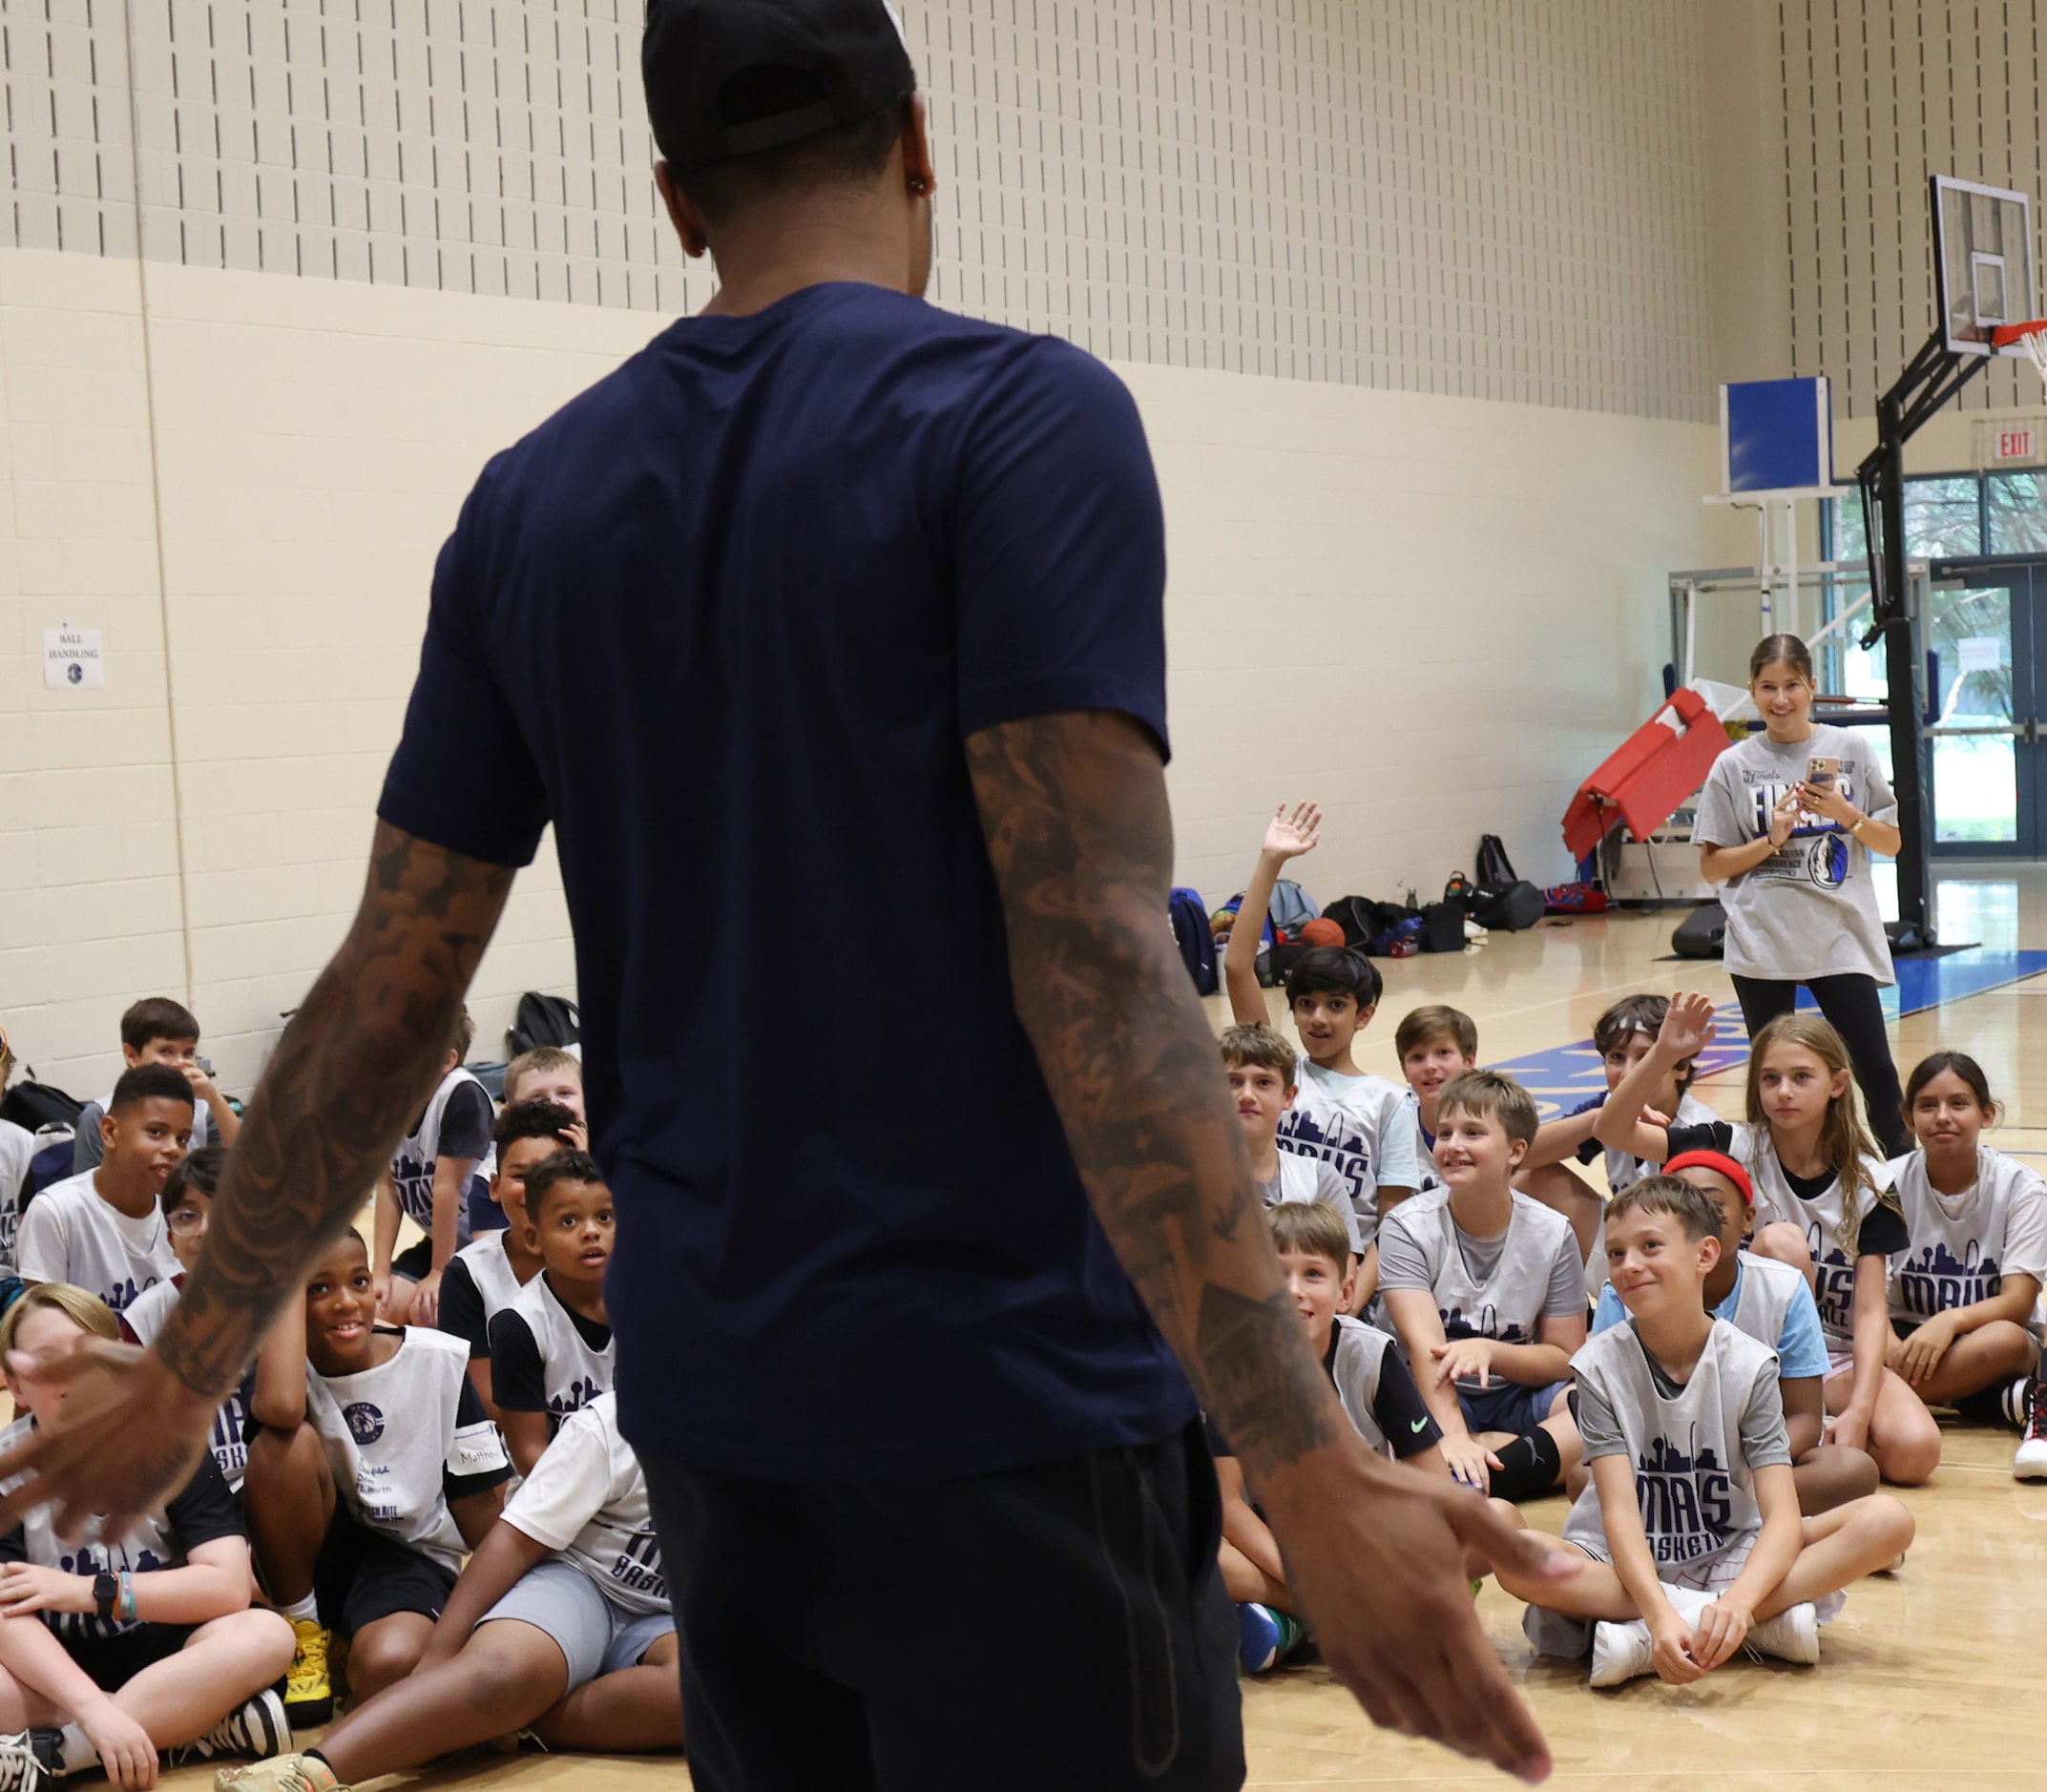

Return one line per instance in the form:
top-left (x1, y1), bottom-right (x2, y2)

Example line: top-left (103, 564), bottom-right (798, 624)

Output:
top-left (1592, 1258), bottom-right (1829, 1380)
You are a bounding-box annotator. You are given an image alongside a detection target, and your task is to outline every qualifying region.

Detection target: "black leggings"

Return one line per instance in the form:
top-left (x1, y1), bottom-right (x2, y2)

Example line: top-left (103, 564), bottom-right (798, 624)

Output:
top-left (1730, 972), bottom-right (1909, 1156)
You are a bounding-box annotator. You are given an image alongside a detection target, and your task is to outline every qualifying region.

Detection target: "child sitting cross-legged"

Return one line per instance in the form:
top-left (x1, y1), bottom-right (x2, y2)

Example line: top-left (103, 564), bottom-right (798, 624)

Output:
top-left (218, 1392), bottom-right (679, 1792)
top-left (1503, 1176), bottom-right (1913, 1687)
top-left (244, 1229), bottom-right (511, 1732)
top-left (1222, 1025), bottom-right (1370, 1308)
top-left (1216, 1201), bottom-right (1445, 1674)
top-left (0, 1284), bottom-right (292, 1785)
top-left (1377, 1071), bottom-right (1585, 1501)
top-left (488, 1153), bottom-right (616, 1478)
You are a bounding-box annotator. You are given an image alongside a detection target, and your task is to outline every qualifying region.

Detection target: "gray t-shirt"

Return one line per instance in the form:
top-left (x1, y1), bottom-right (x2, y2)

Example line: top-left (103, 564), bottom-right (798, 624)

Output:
top-left (1692, 723), bottom-right (1897, 985)
top-left (1576, 1328), bottom-right (1790, 1468)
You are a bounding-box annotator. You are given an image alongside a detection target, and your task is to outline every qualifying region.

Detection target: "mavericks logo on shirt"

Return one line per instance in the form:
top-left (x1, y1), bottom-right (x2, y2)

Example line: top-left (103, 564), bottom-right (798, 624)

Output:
top-left (1895, 1240), bottom-right (2000, 1318)
top-left (1744, 780), bottom-right (1853, 891)
top-left (1806, 1224), bottom-right (1858, 1334)
top-left (549, 1376), bottom-right (602, 1418)
top-left (1636, 1431), bottom-right (1733, 1563)
top-left (344, 1402), bottom-right (386, 1445)
top-left (1278, 1108), bottom-right (1373, 1205)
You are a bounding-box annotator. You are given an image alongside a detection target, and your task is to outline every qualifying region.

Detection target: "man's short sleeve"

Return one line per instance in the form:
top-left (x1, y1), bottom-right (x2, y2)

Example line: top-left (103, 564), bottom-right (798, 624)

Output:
top-left (15, 1200), bottom-right (65, 1286)
top-left (952, 344), bottom-right (1167, 754)
top-left (1738, 1359), bottom-right (1792, 1469)
top-left (377, 487), bottom-right (552, 867)
top-left (1368, 1348), bottom-right (1442, 1460)
top-left (1691, 754), bottom-right (1747, 850)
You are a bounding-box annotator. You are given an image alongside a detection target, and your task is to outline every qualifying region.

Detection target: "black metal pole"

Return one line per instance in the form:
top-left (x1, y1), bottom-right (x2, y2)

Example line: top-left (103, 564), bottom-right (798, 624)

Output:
top-left (1873, 385), bottom-right (1932, 941)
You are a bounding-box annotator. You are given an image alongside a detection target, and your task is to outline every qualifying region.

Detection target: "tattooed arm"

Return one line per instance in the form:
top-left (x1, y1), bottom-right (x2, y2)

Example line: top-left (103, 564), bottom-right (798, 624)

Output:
top-left (0, 823), bottom-right (512, 1536)
top-left (967, 712), bottom-right (1564, 1784)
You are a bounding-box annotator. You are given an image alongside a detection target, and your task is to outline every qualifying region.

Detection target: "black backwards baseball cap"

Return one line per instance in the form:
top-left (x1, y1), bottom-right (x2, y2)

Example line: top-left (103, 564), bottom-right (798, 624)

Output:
top-left (643, 0), bottom-right (915, 175)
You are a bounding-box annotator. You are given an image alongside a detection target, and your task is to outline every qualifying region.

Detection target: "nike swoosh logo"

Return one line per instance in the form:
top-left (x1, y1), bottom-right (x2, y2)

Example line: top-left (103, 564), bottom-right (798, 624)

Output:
top-left (1410, 1418), bottom-right (1431, 1432)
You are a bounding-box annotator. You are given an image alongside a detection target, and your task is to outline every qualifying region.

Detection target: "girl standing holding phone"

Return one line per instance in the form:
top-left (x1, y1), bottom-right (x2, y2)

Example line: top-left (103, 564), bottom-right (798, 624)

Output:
top-left (1693, 633), bottom-right (1910, 1155)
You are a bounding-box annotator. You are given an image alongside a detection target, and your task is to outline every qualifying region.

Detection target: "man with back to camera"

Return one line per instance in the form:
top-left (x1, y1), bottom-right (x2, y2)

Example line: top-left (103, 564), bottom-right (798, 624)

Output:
top-left (0, 4), bottom-right (1565, 1785)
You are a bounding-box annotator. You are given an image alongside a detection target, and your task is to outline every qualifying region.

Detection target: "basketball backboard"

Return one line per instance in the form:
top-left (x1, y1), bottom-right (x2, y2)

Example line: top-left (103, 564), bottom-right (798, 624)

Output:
top-left (1932, 175), bottom-right (2036, 355)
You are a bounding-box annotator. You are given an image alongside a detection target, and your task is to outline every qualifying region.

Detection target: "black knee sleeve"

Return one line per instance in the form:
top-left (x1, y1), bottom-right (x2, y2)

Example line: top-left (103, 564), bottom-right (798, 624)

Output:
top-left (1488, 1426), bottom-right (1562, 1503)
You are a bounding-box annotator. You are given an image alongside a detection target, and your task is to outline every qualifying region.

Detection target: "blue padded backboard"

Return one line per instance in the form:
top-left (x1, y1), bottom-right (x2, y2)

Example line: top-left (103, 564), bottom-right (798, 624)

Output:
top-left (1721, 376), bottom-right (1835, 494)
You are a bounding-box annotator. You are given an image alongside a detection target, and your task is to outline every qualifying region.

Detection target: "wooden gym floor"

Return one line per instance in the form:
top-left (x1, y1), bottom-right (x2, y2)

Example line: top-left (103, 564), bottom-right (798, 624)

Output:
top-left (166, 866), bottom-right (2047, 1790)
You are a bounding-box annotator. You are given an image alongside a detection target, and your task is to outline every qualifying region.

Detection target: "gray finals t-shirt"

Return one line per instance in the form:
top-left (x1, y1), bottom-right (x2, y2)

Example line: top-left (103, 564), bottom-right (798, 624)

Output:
top-left (1692, 723), bottom-right (1897, 985)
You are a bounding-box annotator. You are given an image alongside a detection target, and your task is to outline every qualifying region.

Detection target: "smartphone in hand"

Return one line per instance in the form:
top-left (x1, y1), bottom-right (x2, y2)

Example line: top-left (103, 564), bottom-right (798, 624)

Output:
top-left (1805, 756), bottom-right (1840, 794)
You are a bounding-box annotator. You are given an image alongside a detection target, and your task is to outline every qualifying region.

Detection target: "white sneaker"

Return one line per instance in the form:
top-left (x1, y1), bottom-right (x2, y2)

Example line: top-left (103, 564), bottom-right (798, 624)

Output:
top-left (0, 1734), bottom-right (44, 1792)
top-left (175, 1689), bottom-right (291, 1763)
top-left (1745, 1601), bottom-right (1819, 1666)
top-left (1588, 1618), bottom-right (1655, 1687)
top-left (2015, 1381), bottom-right (2047, 1479)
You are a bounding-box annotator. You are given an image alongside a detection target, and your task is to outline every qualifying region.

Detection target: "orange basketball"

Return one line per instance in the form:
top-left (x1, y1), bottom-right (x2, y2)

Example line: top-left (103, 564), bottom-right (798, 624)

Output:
top-left (1299, 917), bottom-right (1346, 948)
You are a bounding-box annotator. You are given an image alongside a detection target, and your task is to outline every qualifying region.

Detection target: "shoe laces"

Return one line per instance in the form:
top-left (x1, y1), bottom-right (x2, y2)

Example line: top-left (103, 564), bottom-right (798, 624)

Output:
top-left (289, 1624), bottom-right (330, 1681)
top-left (2027, 1384), bottom-right (2047, 1443)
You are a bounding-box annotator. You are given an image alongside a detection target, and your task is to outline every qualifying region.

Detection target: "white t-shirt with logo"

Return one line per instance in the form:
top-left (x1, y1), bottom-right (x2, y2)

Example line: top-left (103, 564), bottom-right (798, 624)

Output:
top-left (1888, 1145), bottom-right (2047, 1332)
top-left (121, 1274), bottom-right (254, 1491)
top-left (304, 1326), bottom-right (511, 1573)
top-left (0, 1121), bottom-right (35, 1270)
top-left (1693, 723), bottom-right (1898, 985)
top-left (16, 1170), bottom-right (180, 1311)
top-left (1279, 1059), bottom-right (1423, 1229)
top-left (1262, 1153), bottom-right (1366, 1254)
top-left (502, 1393), bottom-right (665, 1616)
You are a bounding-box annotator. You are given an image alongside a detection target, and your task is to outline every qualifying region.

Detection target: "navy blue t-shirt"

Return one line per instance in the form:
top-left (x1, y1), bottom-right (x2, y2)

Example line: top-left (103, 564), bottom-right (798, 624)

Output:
top-left (377, 281), bottom-right (1192, 1480)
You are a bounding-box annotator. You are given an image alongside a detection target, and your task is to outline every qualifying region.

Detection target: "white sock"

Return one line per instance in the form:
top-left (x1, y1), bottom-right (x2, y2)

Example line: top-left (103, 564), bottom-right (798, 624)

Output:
top-left (55, 1723), bottom-right (98, 1777)
top-left (280, 1593), bottom-right (319, 1624)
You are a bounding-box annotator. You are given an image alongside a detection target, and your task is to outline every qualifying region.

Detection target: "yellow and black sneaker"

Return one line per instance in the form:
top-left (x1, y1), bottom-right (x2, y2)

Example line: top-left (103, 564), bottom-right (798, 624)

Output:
top-left (282, 1618), bottom-right (335, 1727)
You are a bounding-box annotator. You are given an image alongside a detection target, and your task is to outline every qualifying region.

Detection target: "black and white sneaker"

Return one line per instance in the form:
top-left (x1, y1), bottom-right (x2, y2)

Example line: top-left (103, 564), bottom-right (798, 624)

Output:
top-left (171, 1689), bottom-right (291, 1764)
top-left (2015, 1379), bottom-right (2047, 1480)
top-left (0, 1732), bottom-right (46, 1791)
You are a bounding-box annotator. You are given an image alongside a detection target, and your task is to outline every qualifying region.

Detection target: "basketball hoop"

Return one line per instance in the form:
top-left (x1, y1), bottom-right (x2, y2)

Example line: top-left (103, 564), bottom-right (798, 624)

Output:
top-left (1991, 318), bottom-right (2047, 389)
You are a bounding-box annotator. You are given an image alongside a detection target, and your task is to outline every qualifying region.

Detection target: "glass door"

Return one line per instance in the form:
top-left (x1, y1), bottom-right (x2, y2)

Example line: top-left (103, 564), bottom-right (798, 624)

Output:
top-left (1924, 569), bottom-right (2047, 856)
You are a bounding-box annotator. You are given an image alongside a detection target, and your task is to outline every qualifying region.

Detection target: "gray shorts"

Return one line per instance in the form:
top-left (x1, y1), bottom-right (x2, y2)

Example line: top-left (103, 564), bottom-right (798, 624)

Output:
top-left (481, 1557), bottom-right (675, 1692)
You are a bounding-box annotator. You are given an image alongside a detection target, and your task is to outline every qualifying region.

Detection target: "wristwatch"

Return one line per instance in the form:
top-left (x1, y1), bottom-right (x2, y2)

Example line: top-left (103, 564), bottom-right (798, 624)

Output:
top-left (93, 1572), bottom-right (118, 1622)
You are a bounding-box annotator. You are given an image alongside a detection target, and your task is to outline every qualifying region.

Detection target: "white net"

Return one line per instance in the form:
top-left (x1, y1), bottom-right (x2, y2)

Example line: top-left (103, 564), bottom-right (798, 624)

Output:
top-left (2023, 327), bottom-right (2047, 391)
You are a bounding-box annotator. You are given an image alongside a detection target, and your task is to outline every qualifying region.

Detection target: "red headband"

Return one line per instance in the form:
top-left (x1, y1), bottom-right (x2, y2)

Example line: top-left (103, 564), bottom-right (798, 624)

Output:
top-left (1663, 1150), bottom-right (1753, 1208)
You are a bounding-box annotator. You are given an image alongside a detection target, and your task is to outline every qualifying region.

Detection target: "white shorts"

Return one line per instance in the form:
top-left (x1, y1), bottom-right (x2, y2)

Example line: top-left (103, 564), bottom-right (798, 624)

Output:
top-left (1522, 1530), bottom-right (1844, 1657)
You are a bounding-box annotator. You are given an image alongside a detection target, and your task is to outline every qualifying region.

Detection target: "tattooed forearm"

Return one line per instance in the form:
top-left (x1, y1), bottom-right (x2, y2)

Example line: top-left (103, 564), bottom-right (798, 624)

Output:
top-left (154, 823), bottom-right (514, 1401)
top-left (965, 713), bottom-right (1338, 1481)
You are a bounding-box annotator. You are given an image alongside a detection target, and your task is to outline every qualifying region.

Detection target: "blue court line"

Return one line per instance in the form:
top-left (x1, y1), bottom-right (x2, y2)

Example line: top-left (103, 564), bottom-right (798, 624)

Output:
top-left (1492, 949), bottom-right (2047, 1123)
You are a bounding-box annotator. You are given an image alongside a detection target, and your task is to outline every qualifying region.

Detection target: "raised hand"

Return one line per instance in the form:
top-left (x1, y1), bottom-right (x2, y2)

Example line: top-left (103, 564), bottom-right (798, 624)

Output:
top-left (1658, 991), bottom-right (1719, 1062)
top-left (1261, 801), bottom-right (1322, 862)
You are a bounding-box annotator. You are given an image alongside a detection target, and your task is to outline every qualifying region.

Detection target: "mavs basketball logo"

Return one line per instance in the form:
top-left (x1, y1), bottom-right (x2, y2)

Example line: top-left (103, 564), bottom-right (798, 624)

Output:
top-left (1895, 1240), bottom-right (1998, 1318)
top-left (345, 1402), bottom-right (386, 1445)
top-left (1636, 1430), bottom-right (1734, 1563)
top-left (1278, 1107), bottom-right (1372, 1206)
top-left (1807, 1221), bottom-right (1858, 1333)
top-left (1747, 779), bottom-right (1854, 890)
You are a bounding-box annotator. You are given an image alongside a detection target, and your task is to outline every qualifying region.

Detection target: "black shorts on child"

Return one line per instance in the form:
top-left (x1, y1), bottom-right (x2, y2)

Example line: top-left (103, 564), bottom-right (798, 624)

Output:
top-left (65, 1622), bottom-right (196, 1692)
top-left (313, 1507), bottom-right (457, 1637)
top-left (391, 1237), bottom-right (435, 1282)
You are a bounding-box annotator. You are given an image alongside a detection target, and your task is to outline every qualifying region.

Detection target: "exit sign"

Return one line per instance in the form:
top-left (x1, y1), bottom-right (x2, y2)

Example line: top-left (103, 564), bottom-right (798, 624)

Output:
top-left (1997, 427), bottom-right (2036, 459)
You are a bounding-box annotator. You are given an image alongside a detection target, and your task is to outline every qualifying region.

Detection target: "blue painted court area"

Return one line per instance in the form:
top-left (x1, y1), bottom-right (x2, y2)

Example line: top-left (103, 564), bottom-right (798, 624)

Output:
top-left (1494, 949), bottom-right (2047, 1122)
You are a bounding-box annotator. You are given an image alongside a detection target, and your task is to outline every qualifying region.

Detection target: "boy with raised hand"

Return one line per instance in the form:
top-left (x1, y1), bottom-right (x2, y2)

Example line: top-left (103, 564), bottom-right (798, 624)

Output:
top-left (374, 1009), bottom-right (495, 1328)
top-left (19, 1065), bottom-right (189, 1312)
top-left (1395, 1005), bottom-right (1477, 1195)
top-left (72, 997), bottom-right (240, 1175)
top-left (1377, 1071), bottom-right (1585, 1502)
top-left (217, 1392), bottom-right (679, 1792)
top-left (1224, 802), bottom-right (1424, 1228)
top-left (1585, 1151), bottom-right (1877, 1515)
top-left (1222, 1024), bottom-right (1369, 1304)
top-left (437, 1100), bottom-right (574, 1420)
top-left (1220, 1201), bottom-right (1445, 1673)
top-left (1503, 1175), bottom-right (1913, 1687)
top-left (487, 1154), bottom-right (616, 1477)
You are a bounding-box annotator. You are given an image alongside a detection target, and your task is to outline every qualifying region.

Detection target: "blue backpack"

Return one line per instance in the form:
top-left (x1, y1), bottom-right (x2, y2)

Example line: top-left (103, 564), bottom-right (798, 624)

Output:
top-left (1169, 886), bottom-right (1217, 995)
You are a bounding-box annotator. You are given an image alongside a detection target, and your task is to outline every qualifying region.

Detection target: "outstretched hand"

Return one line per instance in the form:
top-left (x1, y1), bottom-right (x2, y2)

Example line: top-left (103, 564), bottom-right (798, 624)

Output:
top-left (1261, 801), bottom-right (1323, 863)
top-left (0, 1339), bottom-right (216, 1544)
top-left (1263, 1447), bottom-right (1572, 1782)
top-left (1657, 991), bottom-right (1719, 1062)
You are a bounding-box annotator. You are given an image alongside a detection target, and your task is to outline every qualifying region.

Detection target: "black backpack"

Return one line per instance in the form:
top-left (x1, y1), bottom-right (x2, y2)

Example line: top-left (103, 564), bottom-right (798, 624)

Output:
top-left (508, 992), bottom-right (580, 1057)
top-left (0, 1081), bottom-right (81, 1134)
top-left (1475, 834), bottom-right (1516, 886)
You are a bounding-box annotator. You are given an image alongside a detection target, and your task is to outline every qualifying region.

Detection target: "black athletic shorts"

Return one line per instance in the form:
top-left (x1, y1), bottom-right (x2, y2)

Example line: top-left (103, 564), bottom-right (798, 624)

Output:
top-left (391, 1238), bottom-right (434, 1282)
top-left (643, 1419), bottom-right (1243, 1792)
top-left (313, 1506), bottom-right (457, 1637)
top-left (65, 1621), bottom-right (195, 1691)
